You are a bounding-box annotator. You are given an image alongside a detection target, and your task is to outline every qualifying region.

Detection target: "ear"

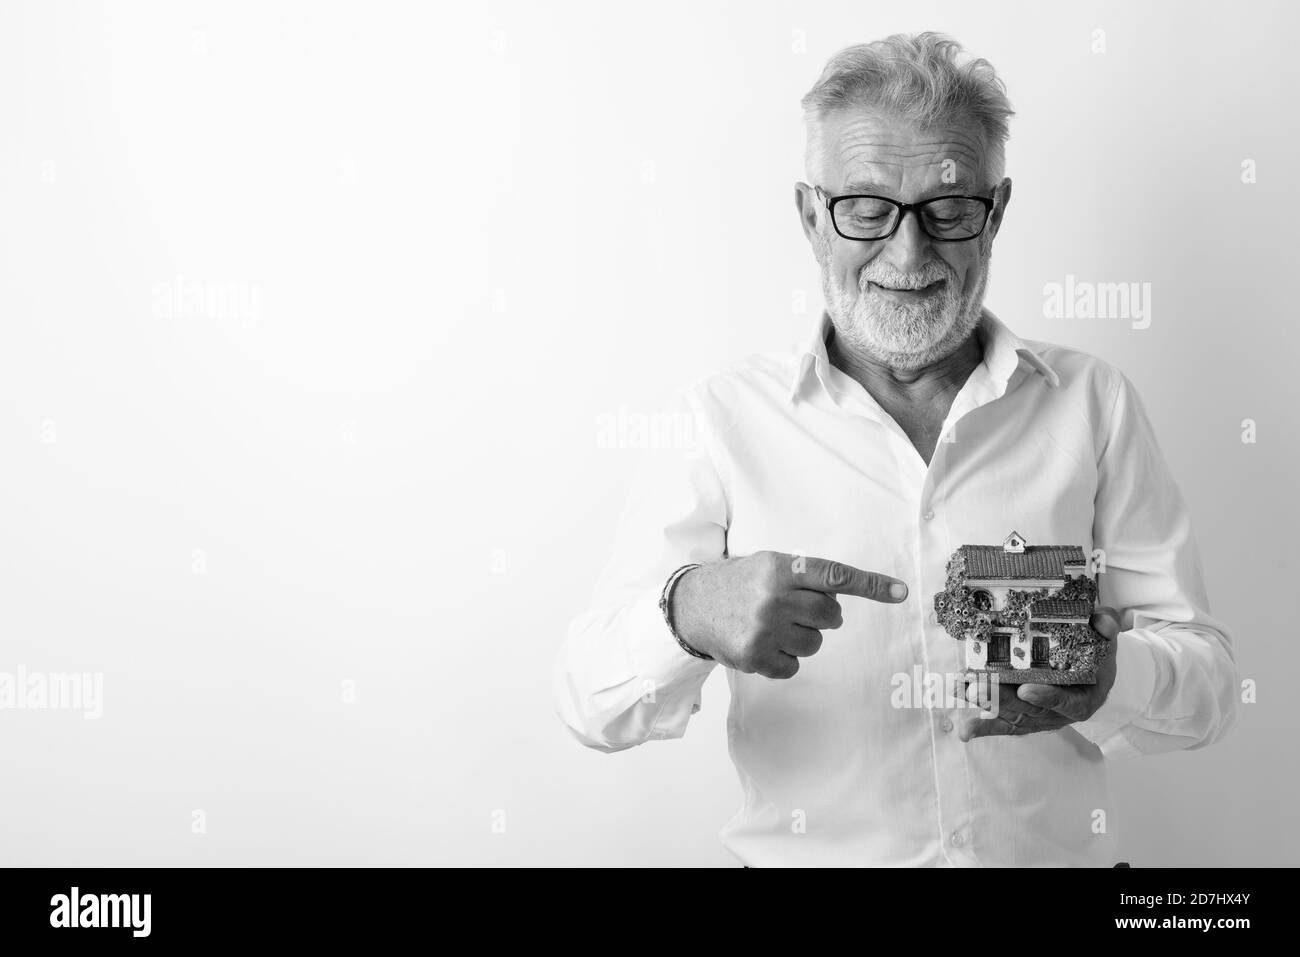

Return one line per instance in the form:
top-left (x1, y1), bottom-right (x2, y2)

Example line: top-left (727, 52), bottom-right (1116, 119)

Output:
top-left (794, 182), bottom-right (822, 246)
top-left (987, 177), bottom-right (1012, 240)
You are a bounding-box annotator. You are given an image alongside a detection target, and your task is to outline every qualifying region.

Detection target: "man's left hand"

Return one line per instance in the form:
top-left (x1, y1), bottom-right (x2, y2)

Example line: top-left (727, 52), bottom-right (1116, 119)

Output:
top-left (955, 606), bottom-right (1121, 740)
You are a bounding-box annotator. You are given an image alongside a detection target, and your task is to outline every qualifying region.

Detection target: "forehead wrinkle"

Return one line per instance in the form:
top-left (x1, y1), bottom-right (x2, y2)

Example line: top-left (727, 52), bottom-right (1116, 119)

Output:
top-left (827, 120), bottom-right (987, 174)
top-left (833, 137), bottom-right (984, 164)
top-left (839, 148), bottom-right (982, 166)
top-left (832, 146), bottom-right (985, 190)
top-left (830, 113), bottom-right (986, 147)
top-left (837, 151), bottom-right (985, 181)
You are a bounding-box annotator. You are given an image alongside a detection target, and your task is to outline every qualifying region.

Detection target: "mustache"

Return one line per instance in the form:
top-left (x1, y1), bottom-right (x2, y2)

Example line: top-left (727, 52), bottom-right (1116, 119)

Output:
top-left (859, 262), bottom-right (954, 290)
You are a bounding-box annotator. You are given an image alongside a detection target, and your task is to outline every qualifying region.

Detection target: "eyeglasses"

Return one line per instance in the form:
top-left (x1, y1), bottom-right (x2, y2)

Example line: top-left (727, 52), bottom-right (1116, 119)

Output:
top-left (815, 185), bottom-right (996, 242)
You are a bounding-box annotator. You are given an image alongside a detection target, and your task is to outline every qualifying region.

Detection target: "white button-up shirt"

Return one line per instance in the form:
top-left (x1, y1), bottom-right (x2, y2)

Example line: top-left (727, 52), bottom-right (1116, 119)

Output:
top-left (554, 308), bottom-right (1239, 867)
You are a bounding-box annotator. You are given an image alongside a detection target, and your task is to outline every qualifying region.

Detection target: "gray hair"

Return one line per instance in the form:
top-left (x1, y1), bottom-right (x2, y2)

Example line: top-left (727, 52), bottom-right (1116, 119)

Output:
top-left (801, 32), bottom-right (1014, 188)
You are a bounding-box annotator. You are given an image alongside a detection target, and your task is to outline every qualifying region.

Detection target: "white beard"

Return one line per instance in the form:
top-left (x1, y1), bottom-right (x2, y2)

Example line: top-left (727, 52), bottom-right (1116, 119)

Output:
top-left (819, 237), bottom-right (991, 371)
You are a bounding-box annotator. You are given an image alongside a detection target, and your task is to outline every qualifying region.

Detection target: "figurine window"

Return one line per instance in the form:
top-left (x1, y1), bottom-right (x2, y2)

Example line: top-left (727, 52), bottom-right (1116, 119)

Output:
top-left (971, 589), bottom-right (993, 611)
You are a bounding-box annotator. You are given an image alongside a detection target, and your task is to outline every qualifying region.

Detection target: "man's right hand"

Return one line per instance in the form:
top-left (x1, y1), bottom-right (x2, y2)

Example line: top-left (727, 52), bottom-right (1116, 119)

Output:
top-left (671, 551), bottom-right (909, 679)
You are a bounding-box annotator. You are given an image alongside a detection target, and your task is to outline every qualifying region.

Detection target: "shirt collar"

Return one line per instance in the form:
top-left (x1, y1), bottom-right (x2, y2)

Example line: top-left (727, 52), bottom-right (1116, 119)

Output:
top-left (787, 307), bottom-right (1060, 404)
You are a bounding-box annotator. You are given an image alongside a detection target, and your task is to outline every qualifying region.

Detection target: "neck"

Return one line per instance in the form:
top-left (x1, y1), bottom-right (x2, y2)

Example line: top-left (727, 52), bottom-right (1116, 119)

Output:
top-left (826, 321), bottom-right (983, 403)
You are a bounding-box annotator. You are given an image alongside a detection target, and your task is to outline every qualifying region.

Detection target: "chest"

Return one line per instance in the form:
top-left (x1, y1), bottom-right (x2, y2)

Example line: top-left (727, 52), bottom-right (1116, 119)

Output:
top-left (876, 395), bottom-right (955, 467)
top-left (721, 390), bottom-right (1099, 576)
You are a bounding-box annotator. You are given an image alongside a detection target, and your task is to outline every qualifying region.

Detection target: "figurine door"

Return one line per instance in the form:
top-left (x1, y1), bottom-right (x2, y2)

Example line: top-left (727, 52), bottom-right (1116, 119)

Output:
top-left (988, 630), bottom-right (1013, 667)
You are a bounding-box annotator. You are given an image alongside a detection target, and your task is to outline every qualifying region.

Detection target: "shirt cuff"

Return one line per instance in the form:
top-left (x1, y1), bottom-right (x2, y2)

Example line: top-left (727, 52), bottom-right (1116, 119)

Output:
top-left (1071, 630), bottom-right (1157, 758)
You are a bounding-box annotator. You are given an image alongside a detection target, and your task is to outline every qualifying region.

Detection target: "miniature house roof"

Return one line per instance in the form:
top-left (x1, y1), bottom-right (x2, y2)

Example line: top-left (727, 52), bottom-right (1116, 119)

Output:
top-left (1028, 599), bottom-right (1092, 621)
top-left (959, 544), bottom-right (1087, 581)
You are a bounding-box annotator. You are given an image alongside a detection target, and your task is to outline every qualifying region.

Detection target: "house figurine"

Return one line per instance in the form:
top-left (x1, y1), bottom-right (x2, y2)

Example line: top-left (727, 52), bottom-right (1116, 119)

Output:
top-left (933, 531), bottom-right (1109, 685)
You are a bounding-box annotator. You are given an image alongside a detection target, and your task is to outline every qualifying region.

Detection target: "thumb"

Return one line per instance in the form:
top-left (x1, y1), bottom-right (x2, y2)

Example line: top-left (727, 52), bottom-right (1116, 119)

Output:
top-left (1091, 605), bottom-right (1121, 641)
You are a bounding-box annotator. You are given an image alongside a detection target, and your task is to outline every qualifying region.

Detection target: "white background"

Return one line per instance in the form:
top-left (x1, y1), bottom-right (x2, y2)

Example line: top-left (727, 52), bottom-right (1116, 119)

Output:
top-left (2, 0), bottom-right (1296, 865)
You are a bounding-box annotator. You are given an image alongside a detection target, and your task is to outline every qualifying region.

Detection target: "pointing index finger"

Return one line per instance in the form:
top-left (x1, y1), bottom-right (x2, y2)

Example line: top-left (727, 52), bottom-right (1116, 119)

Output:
top-left (792, 556), bottom-right (908, 603)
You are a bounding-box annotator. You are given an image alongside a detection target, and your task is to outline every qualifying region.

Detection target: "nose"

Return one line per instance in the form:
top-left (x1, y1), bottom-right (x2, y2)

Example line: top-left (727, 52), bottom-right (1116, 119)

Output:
top-left (882, 207), bottom-right (932, 275)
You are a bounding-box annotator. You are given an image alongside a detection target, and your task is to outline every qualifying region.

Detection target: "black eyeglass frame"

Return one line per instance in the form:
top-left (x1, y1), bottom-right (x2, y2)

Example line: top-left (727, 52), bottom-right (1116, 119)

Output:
top-left (814, 185), bottom-right (997, 243)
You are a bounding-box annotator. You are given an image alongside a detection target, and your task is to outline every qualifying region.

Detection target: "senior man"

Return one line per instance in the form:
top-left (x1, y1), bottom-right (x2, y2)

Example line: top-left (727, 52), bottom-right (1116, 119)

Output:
top-left (554, 33), bottom-right (1238, 867)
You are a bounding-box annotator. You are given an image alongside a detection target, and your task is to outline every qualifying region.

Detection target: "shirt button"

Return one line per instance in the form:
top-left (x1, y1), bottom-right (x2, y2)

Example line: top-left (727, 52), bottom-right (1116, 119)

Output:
top-left (950, 831), bottom-right (964, 847)
top-left (923, 509), bottom-right (935, 521)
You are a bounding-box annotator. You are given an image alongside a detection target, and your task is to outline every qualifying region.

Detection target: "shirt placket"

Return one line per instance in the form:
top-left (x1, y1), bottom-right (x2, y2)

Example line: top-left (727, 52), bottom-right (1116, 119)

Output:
top-left (822, 355), bottom-right (1001, 865)
top-left (921, 374), bottom-right (1010, 865)
top-left (925, 440), bottom-right (983, 864)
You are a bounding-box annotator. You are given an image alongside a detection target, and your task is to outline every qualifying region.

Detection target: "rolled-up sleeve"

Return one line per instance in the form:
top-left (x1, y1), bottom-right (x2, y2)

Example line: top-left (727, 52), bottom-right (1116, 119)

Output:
top-left (553, 386), bottom-right (729, 752)
top-left (1072, 368), bottom-right (1240, 758)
